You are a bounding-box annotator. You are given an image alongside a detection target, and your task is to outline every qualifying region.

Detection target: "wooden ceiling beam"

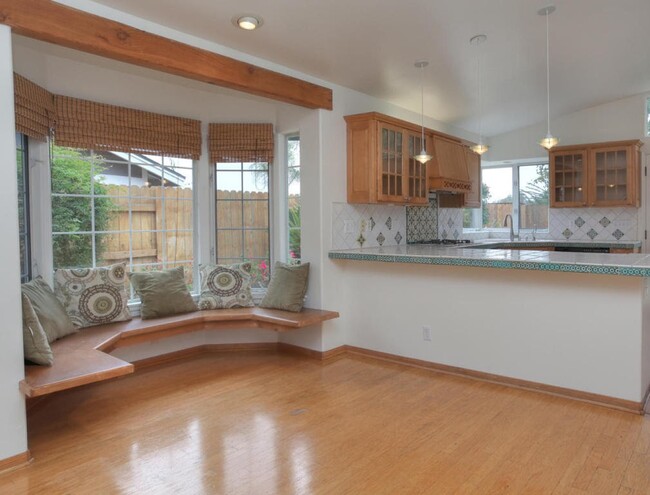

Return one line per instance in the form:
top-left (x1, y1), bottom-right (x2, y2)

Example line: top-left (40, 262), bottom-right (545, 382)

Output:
top-left (0, 0), bottom-right (333, 110)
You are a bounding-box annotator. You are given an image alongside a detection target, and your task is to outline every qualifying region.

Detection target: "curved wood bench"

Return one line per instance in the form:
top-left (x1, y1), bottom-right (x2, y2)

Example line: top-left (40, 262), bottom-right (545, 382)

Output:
top-left (21, 307), bottom-right (339, 398)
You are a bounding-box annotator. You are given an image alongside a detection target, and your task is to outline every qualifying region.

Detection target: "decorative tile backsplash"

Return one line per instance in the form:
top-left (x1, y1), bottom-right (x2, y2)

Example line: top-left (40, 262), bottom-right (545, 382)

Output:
top-left (405, 198), bottom-right (438, 243)
top-left (437, 208), bottom-right (464, 240)
top-left (332, 203), bottom-right (406, 249)
top-left (549, 207), bottom-right (638, 242)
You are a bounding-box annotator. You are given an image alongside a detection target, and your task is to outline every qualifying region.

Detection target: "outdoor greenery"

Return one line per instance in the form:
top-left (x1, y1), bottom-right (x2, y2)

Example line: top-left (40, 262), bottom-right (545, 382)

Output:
top-left (647, 97), bottom-right (650, 136)
top-left (288, 202), bottom-right (301, 262)
top-left (51, 146), bottom-right (114, 268)
top-left (520, 164), bottom-right (549, 205)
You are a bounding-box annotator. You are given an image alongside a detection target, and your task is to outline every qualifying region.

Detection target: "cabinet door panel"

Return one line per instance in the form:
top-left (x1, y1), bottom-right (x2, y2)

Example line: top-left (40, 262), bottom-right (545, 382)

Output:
top-left (550, 150), bottom-right (588, 207)
top-left (590, 146), bottom-right (635, 206)
top-left (377, 124), bottom-right (406, 203)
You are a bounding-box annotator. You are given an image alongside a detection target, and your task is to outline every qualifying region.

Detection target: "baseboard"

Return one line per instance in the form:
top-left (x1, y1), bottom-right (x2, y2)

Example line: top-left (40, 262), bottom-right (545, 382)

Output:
top-left (343, 345), bottom-right (645, 415)
top-left (132, 343), bottom-right (278, 370)
top-left (0, 450), bottom-right (31, 473)
top-left (277, 342), bottom-right (348, 361)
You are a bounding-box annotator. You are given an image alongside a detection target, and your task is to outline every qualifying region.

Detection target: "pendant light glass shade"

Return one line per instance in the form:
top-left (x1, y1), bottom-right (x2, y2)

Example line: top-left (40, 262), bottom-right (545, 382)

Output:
top-left (470, 34), bottom-right (488, 155)
top-left (414, 61), bottom-right (432, 164)
top-left (538, 6), bottom-right (559, 150)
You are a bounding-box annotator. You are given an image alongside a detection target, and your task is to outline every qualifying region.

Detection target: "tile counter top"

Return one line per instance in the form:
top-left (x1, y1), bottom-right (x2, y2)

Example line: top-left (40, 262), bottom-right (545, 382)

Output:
top-left (468, 239), bottom-right (642, 249)
top-left (328, 243), bottom-right (650, 277)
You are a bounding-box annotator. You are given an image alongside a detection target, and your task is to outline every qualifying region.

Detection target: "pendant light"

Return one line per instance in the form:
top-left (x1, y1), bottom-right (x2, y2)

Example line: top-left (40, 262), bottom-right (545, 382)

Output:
top-left (538, 5), bottom-right (559, 150)
top-left (414, 61), bottom-right (432, 164)
top-left (469, 34), bottom-right (489, 155)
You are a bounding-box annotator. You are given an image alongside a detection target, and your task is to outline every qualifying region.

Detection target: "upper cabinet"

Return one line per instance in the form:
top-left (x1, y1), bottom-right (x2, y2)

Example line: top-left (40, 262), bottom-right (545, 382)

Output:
top-left (550, 140), bottom-right (643, 208)
top-left (345, 113), bottom-right (430, 205)
top-left (345, 112), bottom-right (472, 205)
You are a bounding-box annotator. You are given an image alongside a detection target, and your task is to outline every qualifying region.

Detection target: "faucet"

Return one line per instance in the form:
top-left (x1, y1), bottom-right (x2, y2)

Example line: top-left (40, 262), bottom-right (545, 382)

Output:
top-left (532, 224), bottom-right (537, 242)
top-left (504, 214), bottom-right (518, 242)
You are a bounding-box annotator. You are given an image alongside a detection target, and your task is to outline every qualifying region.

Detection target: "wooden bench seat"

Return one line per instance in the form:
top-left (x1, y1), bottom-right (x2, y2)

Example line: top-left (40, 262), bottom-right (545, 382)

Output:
top-left (21, 307), bottom-right (339, 398)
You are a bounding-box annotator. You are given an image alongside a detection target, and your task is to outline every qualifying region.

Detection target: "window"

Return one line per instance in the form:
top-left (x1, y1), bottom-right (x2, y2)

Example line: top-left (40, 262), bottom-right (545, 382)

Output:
top-left (51, 146), bottom-right (196, 297)
top-left (287, 136), bottom-right (301, 264)
top-left (646, 97), bottom-right (650, 136)
top-left (214, 162), bottom-right (271, 287)
top-left (464, 162), bottom-right (549, 232)
top-left (16, 133), bottom-right (31, 283)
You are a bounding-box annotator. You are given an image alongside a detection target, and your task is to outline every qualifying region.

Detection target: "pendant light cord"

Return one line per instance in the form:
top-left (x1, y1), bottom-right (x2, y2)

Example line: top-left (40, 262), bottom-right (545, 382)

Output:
top-left (420, 64), bottom-right (425, 145)
top-left (546, 9), bottom-right (551, 136)
top-left (477, 41), bottom-right (483, 142)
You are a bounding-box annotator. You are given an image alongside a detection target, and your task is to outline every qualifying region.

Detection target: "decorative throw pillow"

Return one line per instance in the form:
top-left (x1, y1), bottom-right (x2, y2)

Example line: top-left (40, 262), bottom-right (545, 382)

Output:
top-left (128, 266), bottom-right (198, 320)
top-left (22, 277), bottom-right (77, 343)
top-left (21, 294), bottom-right (54, 366)
top-left (198, 263), bottom-right (255, 310)
top-left (259, 262), bottom-right (310, 313)
top-left (54, 263), bottom-right (132, 328)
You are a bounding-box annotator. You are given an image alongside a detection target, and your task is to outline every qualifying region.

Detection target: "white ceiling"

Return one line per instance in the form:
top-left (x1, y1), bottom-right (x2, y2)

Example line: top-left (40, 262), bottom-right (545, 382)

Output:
top-left (82, 0), bottom-right (650, 137)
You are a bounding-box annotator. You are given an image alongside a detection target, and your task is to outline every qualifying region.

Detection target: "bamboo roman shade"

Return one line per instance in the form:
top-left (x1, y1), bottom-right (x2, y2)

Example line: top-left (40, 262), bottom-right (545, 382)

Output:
top-left (54, 95), bottom-right (202, 159)
top-left (209, 123), bottom-right (274, 163)
top-left (14, 74), bottom-right (55, 141)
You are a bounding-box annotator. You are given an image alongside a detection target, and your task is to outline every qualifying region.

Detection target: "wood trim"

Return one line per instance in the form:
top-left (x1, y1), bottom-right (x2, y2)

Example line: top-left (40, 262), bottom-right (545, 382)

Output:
top-left (0, 451), bottom-right (31, 473)
top-left (0, 0), bottom-right (332, 110)
top-left (342, 346), bottom-right (645, 414)
top-left (132, 343), bottom-right (278, 370)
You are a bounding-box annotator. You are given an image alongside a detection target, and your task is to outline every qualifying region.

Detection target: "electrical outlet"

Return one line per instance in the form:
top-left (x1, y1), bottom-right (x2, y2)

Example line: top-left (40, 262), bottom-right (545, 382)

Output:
top-left (422, 326), bottom-right (432, 342)
top-left (344, 220), bottom-right (355, 234)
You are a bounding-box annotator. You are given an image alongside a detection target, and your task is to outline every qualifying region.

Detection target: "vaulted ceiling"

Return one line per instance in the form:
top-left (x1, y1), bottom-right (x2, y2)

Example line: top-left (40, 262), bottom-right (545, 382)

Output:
top-left (71, 0), bottom-right (650, 137)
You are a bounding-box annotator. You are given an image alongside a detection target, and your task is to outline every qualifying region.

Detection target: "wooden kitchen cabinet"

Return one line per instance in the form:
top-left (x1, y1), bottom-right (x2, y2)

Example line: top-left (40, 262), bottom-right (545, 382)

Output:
top-left (345, 113), bottom-right (430, 205)
top-left (550, 140), bottom-right (642, 208)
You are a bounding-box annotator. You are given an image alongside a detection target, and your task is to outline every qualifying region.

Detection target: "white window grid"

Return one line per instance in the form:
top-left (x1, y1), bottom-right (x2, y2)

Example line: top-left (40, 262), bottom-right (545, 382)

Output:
top-left (287, 135), bottom-right (301, 264)
top-left (50, 148), bottom-right (196, 300)
top-left (17, 132), bottom-right (31, 283)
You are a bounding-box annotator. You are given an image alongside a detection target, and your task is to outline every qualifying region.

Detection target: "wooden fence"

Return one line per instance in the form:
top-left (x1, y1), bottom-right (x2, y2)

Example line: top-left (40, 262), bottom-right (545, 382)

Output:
top-left (485, 203), bottom-right (549, 229)
top-left (100, 186), bottom-right (280, 266)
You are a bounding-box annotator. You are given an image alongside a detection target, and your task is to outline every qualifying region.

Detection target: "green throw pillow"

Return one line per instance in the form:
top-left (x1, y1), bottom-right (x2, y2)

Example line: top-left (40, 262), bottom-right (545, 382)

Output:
top-left (22, 277), bottom-right (77, 343)
top-left (259, 262), bottom-right (310, 312)
top-left (21, 294), bottom-right (54, 366)
top-left (198, 262), bottom-right (255, 310)
top-left (128, 266), bottom-right (198, 320)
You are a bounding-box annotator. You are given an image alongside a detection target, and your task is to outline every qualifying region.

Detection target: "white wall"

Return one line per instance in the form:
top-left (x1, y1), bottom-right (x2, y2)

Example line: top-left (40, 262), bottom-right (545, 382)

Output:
top-left (485, 93), bottom-right (650, 162)
top-left (0, 25), bottom-right (28, 462)
top-left (336, 259), bottom-right (648, 402)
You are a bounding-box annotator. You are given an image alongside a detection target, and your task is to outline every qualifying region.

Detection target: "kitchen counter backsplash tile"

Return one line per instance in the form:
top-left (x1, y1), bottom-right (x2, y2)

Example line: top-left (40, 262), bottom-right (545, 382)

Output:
top-left (405, 198), bottom-right (438, 243)
top-left (332, 203), bottom-right (406, 249)
top-left (437, 208), bottom-right (464, 240)
top-left (549, 207), bottom-right (638, 242)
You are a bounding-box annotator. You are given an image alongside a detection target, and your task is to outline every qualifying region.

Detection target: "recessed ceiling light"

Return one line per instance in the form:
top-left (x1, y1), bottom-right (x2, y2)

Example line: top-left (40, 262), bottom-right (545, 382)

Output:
top-left (232, 14), bottom-right (263, 31)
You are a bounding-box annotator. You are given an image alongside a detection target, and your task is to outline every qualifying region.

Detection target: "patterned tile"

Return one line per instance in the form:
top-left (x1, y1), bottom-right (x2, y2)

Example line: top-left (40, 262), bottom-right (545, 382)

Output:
top-left (447, 217), bottom-right (454, 228)
top-left (331, 203), bottom-right (406, 250)
top-left (386, 217), bottom-right (392, 230)
top-left (587, 228), bottom-right (598, 240)
top-left (599, 217), bottom-right (611, 228)
top-left (356, 233), bottom-right (366, 247)
top-left (612, 229), bottom-right (625, 240)
top-left (376, 232), bottom-right (385, 246)
top-left (562, 228), bottom-right (573, 239)
top-left (574, 217), bottom-right (585, 228)
top-left (369, 217), bottom-right (376, 231)
top-left (394, 231), bottom-right (403, 244)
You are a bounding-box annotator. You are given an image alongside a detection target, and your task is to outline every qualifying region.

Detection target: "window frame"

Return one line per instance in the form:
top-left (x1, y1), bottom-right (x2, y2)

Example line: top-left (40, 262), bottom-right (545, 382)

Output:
top-left (42, 145), bottom-right (199, 303)
top-left (646, 96), bottom-right (650, 137)
top-left (16, 132), bottom-right (31, 283)
top-left (286, 134), bottom-right (301, 264)
top-left (212, 160), bottom-right (273, 292)
top-left (463, 159), bottom-right (550, 234)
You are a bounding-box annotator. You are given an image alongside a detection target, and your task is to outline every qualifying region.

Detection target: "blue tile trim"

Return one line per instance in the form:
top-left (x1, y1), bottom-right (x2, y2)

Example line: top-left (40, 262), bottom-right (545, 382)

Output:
top-left (327, 251), bottom-right (650, 277)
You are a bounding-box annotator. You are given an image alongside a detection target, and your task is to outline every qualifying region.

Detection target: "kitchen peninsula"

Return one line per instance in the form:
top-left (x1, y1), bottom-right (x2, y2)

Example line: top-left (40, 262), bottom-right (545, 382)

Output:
top-left (329, 243), bottom-right (650, 412)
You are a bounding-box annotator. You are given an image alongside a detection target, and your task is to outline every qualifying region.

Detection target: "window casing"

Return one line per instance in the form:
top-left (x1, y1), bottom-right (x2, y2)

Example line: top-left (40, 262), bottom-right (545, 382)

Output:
top-left (646, 97), bottom-right (650, 137)
top-left (464, 162), bottom-right (549, 233)
top-left (214, 161), bottom-right (271, 288)
top-left (17, 133), bottom-right (31, 283)
top-left (50, 146), bottom-right (196, 299)
top-left (287, 135), bottom-right (301, 264)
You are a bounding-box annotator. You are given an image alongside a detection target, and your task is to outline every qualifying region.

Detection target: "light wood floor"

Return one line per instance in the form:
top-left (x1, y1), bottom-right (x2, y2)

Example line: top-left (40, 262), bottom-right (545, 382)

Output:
top-left (2, 351), bottom-right (650, 494)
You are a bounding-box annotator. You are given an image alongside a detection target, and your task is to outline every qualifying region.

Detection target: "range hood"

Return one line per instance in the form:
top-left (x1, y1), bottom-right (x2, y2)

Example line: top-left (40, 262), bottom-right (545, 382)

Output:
top-left (428, 135), bottom-right (472, 193)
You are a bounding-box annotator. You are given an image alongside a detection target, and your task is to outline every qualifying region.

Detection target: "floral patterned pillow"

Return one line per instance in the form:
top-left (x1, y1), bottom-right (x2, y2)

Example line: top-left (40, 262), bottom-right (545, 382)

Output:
top-left (54, 263), bottom-right (132, 328)
top-left (198, 263), bottom-right (254, 310)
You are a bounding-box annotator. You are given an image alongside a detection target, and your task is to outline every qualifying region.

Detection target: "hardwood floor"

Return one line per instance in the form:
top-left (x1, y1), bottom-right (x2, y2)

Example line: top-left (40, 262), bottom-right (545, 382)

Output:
top-left (2, 351), bottom-right (650, 494)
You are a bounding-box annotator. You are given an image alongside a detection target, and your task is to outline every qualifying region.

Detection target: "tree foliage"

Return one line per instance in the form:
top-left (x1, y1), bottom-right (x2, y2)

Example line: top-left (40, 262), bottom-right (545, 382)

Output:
top-left (51, 147), bottom-right (114, 268)
top-left (520, 164), bottom-right (549, 205)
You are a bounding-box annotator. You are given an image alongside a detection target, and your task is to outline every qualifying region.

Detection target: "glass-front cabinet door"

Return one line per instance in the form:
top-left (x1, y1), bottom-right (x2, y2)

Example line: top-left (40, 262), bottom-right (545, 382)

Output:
top-left (406, 132), bottom-right (429, 205)
top-left (590, 145), bottom-right (637, 206)
top-left (378, 124), bottom-right (405, 203)
top-left (550, 150), bottom-right (588, 207)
